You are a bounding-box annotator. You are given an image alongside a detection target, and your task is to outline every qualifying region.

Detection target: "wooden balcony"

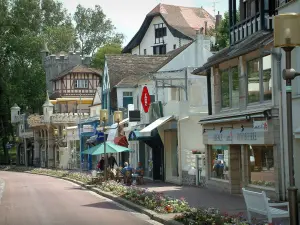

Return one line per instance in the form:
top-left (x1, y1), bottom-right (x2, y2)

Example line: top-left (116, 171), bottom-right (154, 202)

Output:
top-left (276, 0), bottom-right (295, 9)
top-left (230, 13), bottom-right (274, 45)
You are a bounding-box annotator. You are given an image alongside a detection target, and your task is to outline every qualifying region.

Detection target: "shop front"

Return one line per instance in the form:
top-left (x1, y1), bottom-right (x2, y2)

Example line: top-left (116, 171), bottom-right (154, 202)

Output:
top-left (201, 113), bottom-right (282, 200)
top-left (128, 128), bottom-right (164, 181)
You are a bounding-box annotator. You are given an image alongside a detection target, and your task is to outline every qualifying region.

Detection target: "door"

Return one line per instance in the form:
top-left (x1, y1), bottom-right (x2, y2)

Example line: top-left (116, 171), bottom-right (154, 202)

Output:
top-left (164, 130), bottom-right (179, 182)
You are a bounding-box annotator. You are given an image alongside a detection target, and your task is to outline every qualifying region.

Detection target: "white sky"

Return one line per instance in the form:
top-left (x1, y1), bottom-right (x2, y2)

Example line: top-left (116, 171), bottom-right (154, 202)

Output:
top-left (61, 0), bottom-right (227, 45)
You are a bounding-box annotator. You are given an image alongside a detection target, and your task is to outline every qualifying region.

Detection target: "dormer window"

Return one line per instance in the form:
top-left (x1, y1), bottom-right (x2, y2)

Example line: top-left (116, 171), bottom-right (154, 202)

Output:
top-left (154, 23), bottom-right (167, 44)
top-left (75, 80), bottom-right (88, 89)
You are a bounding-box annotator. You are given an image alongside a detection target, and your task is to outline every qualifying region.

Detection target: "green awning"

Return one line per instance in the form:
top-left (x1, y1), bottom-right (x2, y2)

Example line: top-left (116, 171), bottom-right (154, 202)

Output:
top-left (90, 142), bottom-right (133, 156)
top-left (82, 146), bottom-right (97, 155)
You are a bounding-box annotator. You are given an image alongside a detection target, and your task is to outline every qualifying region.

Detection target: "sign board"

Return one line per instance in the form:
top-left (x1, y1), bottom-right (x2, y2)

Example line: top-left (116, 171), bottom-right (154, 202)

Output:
top-left (129, 110), bottom-right (141, 122)
top-left (107, 124), bottom-right (118, 142)
top-left (253, 120), bottom-right (268, 131)
top-left (82, 125), bottom-right (94, 133)
top-left (141, 86), bottom-right (151, 113)
top-left (207, 128), bottom-right (265, 145)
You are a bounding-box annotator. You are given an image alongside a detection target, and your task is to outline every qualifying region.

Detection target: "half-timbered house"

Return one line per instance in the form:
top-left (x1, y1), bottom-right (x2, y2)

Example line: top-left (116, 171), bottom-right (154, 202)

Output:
top-left (50, 65), bottom-right (102, 114)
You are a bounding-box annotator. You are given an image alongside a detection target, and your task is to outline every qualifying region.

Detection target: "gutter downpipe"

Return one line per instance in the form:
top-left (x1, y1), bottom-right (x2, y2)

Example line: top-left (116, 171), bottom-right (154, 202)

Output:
top-left (262, 47), bottom-right (284, 200)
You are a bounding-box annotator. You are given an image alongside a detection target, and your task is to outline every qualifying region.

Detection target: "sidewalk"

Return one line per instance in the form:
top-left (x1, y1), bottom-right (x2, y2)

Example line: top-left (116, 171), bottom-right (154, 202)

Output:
top-left (143, 182), bottom-right (247, 214)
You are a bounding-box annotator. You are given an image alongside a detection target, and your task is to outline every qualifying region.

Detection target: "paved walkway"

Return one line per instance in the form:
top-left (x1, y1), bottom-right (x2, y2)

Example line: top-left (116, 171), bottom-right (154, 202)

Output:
top-left (143, 182), bottom-right (247, 215)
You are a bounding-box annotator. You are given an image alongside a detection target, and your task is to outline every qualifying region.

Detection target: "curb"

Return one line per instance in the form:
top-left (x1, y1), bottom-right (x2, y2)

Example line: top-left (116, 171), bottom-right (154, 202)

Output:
top-left (21, 171), bottom-right (183, 225)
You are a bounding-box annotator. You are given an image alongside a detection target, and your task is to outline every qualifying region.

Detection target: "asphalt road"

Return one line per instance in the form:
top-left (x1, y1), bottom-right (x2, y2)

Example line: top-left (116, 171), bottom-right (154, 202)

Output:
top-left (0, 171), bottom-right (162, 225)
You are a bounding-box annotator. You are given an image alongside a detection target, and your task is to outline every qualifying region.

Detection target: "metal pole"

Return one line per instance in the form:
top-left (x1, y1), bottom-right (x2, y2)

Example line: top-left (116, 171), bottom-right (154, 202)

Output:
top-left (283, 47), bottom-right (299, 225)
top-left (24, 138), bottom-right (27, 167)
top-left (103, 121), bottom-right (107, 181)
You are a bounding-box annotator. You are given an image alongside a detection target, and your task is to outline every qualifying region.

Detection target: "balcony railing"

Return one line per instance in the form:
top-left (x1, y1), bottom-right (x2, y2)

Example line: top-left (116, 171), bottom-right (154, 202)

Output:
top-left (276, 0), bottom-right (294, 8)
top-left (230, 13), bottom-right (274, 45)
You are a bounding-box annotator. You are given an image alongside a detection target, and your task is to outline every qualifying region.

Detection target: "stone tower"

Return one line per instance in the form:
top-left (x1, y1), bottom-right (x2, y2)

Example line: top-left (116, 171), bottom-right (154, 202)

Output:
top-left (40, 44), bottom-right (92, 96)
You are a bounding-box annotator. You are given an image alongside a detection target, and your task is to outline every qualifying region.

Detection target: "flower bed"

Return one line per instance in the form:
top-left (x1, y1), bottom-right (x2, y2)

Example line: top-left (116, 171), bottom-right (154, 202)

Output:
top-left (174, 208), bottom-right (268, 225)
top-left (0, 166), bottom-right (93, 184)
top-left (99, 180), bottom-right (190, 213)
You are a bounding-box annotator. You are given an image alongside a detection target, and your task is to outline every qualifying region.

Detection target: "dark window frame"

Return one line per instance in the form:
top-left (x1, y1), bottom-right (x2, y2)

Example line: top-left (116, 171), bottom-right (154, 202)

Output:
top-left (153, 44), bottom-right (166, 55)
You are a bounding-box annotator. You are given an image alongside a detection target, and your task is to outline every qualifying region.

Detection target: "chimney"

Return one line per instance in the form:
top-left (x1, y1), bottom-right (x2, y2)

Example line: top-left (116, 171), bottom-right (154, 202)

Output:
top-left (204, 21), bottom-right (208, 35)
top-left (215, 11), bottom-right (222, 29)
top-left (195, 30), bottom-right (204, 67)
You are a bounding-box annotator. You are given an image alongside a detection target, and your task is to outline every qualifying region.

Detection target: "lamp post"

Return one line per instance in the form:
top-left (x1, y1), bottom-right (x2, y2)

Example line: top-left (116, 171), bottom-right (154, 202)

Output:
top-left (114, 111), bottom-right (123, 167)
top-left (274, 13), bottom-right (300, 225)
top-left (100, 109), bottom-right (108, 180)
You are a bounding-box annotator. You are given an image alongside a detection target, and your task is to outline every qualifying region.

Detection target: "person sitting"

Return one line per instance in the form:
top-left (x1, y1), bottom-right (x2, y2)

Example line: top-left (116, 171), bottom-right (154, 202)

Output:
top-left (121, 162), bottom-right (133, 185)
top-left (135, 162), bottom-right (144, 185)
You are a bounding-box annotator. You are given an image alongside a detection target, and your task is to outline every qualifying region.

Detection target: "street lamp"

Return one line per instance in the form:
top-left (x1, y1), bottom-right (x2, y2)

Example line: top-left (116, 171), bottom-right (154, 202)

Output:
top-left (274, 13), bottom-right (300, 225)
top-left (100, 109), bottom-right (108, 180)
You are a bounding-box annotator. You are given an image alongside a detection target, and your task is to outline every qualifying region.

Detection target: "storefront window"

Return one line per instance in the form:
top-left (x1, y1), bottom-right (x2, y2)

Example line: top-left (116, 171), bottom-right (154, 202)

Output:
top-left (211, 145), bottom-right (229, 180)
top-left (248, 145), bottom-right (275, 188)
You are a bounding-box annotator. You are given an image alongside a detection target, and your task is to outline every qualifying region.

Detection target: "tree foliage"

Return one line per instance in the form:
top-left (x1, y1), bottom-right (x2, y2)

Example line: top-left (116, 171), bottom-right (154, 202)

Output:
top-left (210, 11), bottom-right (240, 51)
top-left (91, 43), bottom-right (122, 69)
top-left (0, 0), bottom-right (124, 163)
top-left (74, 4), bottom-right (124, 56)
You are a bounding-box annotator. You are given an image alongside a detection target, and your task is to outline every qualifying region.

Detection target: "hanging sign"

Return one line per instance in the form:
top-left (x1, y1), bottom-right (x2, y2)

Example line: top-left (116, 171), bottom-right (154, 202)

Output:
top-left (141, 86), bottom-right (151, 113)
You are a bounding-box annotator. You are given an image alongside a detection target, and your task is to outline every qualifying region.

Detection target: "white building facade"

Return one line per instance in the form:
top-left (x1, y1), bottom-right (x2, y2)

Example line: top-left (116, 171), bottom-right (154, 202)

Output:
top-left (122, 3), bottom-right (216, 55)
top-left (120, 30), bottom-right (213, 185)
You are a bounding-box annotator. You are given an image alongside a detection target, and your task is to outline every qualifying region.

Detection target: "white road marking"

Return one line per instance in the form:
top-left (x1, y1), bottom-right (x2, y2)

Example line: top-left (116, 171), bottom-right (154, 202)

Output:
top-left (0, 178), bottom-right (5, 204)
top-left (63, 180), bottom-right (163, 225)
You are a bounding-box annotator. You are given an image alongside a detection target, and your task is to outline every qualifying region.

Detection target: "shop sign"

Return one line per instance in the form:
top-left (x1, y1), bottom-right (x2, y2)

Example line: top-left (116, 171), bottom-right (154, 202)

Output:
top-left (82, 125), bottom-right (93, 133)
top-left (207, 128), bottom-right (264, 145)
top-left (253, 120), bottom-right (268, 131)
top-left (141, 86), bottom-right (151, 113)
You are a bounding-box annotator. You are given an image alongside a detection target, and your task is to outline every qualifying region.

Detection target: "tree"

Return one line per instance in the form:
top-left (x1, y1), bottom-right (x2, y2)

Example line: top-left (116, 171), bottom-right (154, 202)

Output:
top-left (74, 4), bottom-right (124, 56)
top-left (0, 0), bottom-right (73, 163)
top-left (210, 11), bottom-right (240, 51)
top-left (91, 43), bottom-right (122, 69)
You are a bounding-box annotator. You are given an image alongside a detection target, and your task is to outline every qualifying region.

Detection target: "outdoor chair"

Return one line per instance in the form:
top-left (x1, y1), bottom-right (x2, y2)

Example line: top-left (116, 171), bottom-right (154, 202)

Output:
top-left (124, 170), bottom-right (132, 186)
top-left (136, 170), bottom-right (145, 185)
top-left (242, 188), bottom-right (289, 224)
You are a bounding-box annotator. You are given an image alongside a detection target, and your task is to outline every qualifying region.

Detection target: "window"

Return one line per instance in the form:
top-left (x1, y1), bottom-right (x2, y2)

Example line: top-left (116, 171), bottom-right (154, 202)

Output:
top-left (221, 67), bottom-right (239, 108)
top-left (221, 71), bottom-right (230, 108)
top-left (153, 45), bottom-right (166, 55)
top-left (150, 95), bottom-right (155, 103)
top-left (154, 23), bottom-right (167, 44)
top-left (247, 55), bottom-right (272, 104)
top-left (144, 49), bottom-right (147, 55)
top-left (231, 67), bottom-right (239, 108)
top-left (247, 58), bottom-right (260, 103)
top-left (75, 80), bottom-right (88, 89)
top-left (263, 55), bottom-right (272, 101)
top-left (248, 145), bottom-right (275, 188)
top-left (173, 44), bottom-right (176, 50)
top-left (123, 92), bottom-right (133, 109)
top-left (211, 145), bottom-right (230, 180)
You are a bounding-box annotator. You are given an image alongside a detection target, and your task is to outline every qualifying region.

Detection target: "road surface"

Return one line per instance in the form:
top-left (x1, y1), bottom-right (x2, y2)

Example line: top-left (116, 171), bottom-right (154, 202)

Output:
top-left (0, 171), bottom-right (162, 225)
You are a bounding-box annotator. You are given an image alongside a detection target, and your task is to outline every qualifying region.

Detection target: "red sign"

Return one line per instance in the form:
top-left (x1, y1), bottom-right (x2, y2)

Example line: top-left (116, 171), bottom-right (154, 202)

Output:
top-left (141, 86), bottom-right (151, 113)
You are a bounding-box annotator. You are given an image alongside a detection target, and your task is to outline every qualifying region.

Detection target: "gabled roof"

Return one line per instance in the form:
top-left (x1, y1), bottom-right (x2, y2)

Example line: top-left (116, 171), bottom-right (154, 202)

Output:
top-left (106, 54), bottom-right (168, 90)
top-left (122, 3), bottom-right (215, 53)
top-left (51, 65), bottom-right (102, 81)
top-left (192, 31), bottom-right (273, 74)
top-left (91, 87), bottom-right (102, 106)
top-left (115, 43), bottom-right (192, 88)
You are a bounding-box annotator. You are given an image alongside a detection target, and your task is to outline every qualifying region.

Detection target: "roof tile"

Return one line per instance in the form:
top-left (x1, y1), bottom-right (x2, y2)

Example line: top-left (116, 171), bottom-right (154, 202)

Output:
top-left (106, 54), bottom-right (169, 90)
